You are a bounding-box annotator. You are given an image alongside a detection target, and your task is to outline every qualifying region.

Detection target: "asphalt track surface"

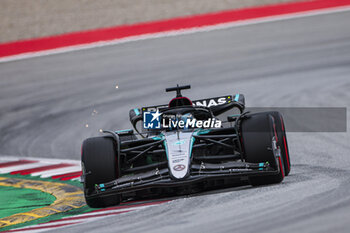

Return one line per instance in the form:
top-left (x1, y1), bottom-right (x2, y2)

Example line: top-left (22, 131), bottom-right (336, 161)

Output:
top-left (1, 10), bottom-right (350, 233)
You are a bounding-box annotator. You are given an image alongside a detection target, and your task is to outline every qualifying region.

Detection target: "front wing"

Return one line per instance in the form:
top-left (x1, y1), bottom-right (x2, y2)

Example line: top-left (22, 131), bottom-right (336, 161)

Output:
top-left (87, 161), bottom-right (279, 200)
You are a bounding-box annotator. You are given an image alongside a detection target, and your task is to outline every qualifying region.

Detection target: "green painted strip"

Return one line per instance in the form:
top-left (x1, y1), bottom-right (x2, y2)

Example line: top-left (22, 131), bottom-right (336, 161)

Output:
top-left (0, 186), bottom-right (55, 219)
top-left (0, 177), bottom-right (85, 228)
top-left (0, 173), bottom-right (94, 231)
top-left (0, 174), bottom-right (93, 231)
top-left (0, 205), bottom-right (93, 232)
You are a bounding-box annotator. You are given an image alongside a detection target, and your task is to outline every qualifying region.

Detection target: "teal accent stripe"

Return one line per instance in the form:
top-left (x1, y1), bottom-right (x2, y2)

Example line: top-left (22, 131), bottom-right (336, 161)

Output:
top-left (159, 133), bottom-right (168, 159)
top-left (116, 129), bottom-right (132, 133)
top-left (189, 137), bottom-right (195, 158)
top-left (259, 162), bottom-right (264, 171)
top-left (194, 129), bottom-right (211, 136)
top-left (164, 141), bottom-right (168, 159)
top-left (234, 94), bottom-right (240, 102)
top-left (134, 108), bottom-right (140, 116)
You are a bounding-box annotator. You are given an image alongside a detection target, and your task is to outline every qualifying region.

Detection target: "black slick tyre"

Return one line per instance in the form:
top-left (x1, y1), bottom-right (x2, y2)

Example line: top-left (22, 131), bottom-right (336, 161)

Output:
top-left (81, 136), bottom-right (121, 208)
top-left (240, 112), bottom-right (285, 186)
top-left (267, 111), bottom-right (291, 176)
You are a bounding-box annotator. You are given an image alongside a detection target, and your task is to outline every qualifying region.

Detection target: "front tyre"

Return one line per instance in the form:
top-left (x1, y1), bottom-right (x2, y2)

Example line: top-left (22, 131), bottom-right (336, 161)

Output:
top-left (241, 112), bottom-right (285, 186)
top-left (268, 111), bottom-right (291, 176)
top-left (82, 136), bottom-right (121, 208)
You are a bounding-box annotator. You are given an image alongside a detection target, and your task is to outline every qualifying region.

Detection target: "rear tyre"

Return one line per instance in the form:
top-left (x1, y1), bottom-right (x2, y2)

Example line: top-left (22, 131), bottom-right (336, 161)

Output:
top-left (82, 136), bottom-right (121, 208)
top-left (241, 112), bottom-right (285, 186)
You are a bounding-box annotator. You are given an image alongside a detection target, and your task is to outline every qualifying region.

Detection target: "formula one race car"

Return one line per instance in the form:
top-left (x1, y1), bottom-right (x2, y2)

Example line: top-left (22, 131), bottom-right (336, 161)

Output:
top-left (81, 85), bottom-right (291, 207)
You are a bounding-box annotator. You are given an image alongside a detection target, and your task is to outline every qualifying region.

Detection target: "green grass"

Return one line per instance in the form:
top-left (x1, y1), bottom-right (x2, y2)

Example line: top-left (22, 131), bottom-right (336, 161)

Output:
top-left (0, 185), bottom-right (56, 218)
top-left (0, 173), bottom-right (95, 232)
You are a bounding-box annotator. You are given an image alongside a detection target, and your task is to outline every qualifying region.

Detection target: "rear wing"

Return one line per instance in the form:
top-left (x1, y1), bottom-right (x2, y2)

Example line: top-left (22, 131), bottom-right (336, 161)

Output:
top-left (141, 94), bottom-right (244, 112)
top-left (129, 94), bottom-right (245, 135)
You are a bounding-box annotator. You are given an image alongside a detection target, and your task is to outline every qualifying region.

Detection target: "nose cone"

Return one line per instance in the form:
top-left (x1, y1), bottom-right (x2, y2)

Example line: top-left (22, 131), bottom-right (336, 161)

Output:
top-left (163, 131), bottom-right (193, 180)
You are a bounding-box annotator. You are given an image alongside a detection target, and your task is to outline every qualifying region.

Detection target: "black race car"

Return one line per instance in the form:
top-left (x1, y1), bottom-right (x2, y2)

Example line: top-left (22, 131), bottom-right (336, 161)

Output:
top-left (81, 85), bottom-right (291, 207)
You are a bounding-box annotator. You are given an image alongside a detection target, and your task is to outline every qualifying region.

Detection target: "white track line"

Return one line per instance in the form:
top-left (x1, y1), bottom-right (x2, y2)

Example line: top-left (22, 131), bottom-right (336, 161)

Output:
top-left (31, 166), bottom-right (81, 177)
top-left (1, 6), bottom-right (350, 64)
top-left (0, 156), bottom-right (80, 165)
top-left (31, 205), bottom-right (149, 228)
top-left (30, 220), bottom-right (83, 230)
top-left (9, 222), bottom-right (82, 233)
top-left (76, 205), bottom-right (150, 217)
top-left (0, 157), bottom-right (20, 163)
top-left (0, 162), bottom-right (45, 174)
top-left (11, 204), bottom-right (159, 232)
top-left (38, 167), bottom-right (81, 178)
top-left (0, 157), bottom-right (81, 179)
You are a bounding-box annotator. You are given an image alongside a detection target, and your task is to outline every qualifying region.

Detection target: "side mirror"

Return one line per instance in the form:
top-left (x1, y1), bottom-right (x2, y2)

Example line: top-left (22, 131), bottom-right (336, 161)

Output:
top-left (129, 109), bottom-right (143, 136)
top-left (227, 114), bottom-right (240, 122)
